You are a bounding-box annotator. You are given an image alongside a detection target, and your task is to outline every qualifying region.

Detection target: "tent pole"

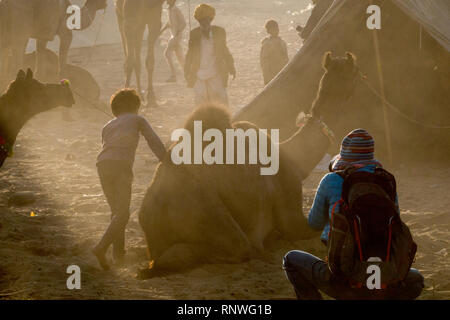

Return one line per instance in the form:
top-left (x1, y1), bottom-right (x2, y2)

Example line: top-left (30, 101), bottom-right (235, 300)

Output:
top-left (188, 0), bottom-right (192, 32)
top-left (372, 29), bottom-right (394, 167)
top-left (419, 24), bottom-right (422, 51)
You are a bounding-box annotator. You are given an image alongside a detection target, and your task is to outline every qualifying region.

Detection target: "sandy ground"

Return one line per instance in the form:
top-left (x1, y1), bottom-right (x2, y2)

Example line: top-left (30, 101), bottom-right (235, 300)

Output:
top-left (1, 0), bottom-right (449, 300)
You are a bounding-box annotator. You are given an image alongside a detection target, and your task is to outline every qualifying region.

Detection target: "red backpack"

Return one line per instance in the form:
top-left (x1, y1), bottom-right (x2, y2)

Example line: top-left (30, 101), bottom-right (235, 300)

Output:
top-left (327, 167), bottom-right (417, 289)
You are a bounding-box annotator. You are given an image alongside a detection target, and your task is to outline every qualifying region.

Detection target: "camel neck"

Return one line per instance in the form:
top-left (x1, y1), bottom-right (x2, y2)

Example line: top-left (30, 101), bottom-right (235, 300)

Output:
top-left (279, 117), bottom-right (331, 180)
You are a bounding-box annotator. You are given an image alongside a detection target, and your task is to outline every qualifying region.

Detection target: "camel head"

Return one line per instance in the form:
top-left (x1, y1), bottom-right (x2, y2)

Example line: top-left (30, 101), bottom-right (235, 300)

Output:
top-left (310, 51), bottom-right (359, 127)
top-left (86, 0), bottom-right (108, 11)
top-left (5, 69), bottom-right (75, 116)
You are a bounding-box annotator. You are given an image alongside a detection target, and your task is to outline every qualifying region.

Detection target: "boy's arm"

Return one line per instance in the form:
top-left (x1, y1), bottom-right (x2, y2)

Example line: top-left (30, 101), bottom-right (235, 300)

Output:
top-left (139, 117), bottom-right (167, 162)
top-left (308, 175), bottom-right (331, 230)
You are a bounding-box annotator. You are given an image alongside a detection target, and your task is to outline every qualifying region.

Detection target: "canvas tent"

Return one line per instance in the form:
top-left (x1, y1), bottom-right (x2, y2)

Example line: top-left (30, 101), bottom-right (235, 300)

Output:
top-left (234, 0), bottom-right (450, 162)
top-left (393, 0), bottom-right (450, 52)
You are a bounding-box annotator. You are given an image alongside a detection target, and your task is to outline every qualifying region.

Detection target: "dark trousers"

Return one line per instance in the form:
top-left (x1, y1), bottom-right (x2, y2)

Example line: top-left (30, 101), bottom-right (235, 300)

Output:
top-left (283, 250), bottom-right (424, 300)
top-left (96, 160), bottom-right (133, 258)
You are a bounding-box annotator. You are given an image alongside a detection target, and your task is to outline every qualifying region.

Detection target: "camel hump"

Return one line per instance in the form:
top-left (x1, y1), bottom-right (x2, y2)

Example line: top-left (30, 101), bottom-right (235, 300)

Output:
top-left (184, 104), bottom-right (232, 133)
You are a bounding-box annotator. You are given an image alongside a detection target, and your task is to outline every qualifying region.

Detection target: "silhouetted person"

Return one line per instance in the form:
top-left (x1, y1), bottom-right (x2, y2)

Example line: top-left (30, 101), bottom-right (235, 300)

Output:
top-left (93, 89), bottom-right (166, 270)
top-left (260, 19), bottom-right (289, 85)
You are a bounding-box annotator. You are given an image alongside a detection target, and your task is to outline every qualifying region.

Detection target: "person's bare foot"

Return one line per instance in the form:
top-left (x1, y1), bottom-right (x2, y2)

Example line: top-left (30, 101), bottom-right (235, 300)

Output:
top-left (92, 247), bottom-right (110, 271)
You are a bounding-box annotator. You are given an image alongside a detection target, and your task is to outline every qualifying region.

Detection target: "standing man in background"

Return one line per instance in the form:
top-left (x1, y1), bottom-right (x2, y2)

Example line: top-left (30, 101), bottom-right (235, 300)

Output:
top-left (184, 3), bottom-right (236, 106)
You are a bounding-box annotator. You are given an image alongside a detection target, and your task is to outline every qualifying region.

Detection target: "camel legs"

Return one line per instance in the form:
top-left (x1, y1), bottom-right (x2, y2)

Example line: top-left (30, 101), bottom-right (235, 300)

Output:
top-left (35, 39), bottom-right (50, 82)
top-left (123, 20), bottom-right (145, 100)
top-left (115, 1), bottom-right (126, 57)
top-left (145, 19), bottom-right (162, 108)
top-left (6, 37), bottom-right (28, 85)
top-left (57, 26), bottom-right (73, 75)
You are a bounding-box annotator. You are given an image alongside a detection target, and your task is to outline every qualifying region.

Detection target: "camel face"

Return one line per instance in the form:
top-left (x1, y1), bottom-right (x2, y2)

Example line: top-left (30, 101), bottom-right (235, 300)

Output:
top-left (7, 70), bottom-right (74, 114)
top-left (310, 52), bottom-right (359, 125)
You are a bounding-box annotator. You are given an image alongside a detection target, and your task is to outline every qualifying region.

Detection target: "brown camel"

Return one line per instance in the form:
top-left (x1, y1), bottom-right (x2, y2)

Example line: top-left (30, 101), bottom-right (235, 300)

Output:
top-left (115, 0), bottom-right (165, 107)
top-left (137, 52), bottom-right (359, 278)
top-left (0, 0), bottom-right (106, 89)
top-left (0, 69), bottom-right (75, 168)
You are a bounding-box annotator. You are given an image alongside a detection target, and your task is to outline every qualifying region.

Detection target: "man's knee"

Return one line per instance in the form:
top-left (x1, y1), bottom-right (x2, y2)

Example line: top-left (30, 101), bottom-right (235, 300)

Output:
top-left (283, 250), bottom-right (305, 270)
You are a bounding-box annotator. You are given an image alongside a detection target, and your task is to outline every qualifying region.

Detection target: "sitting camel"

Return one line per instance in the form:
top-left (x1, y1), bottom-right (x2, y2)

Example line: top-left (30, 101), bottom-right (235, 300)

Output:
top-left (23, 48), bottom-right (101, 107)
top-left (138, 52), bottom-right (359, 278)
top-left (0, 69), bottom-right (75, 168)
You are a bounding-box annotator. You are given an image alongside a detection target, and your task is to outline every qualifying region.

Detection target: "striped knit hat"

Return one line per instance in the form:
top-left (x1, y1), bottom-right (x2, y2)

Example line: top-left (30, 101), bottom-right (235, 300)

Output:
top-left (331, 128), bottom-right (382, 171)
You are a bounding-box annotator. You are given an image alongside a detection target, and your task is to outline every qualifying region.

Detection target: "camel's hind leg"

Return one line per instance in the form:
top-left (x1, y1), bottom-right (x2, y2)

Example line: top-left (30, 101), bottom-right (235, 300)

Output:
top-left (133, 27), bottom-right (145, 98)
top-left (115, 0), bottom-right (126, 56)
top-left (144, 15), bottom-right (162, 107)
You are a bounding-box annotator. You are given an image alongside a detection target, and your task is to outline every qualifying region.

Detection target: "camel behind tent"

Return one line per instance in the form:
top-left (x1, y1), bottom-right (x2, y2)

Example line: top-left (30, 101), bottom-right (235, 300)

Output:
top-left (235, 0), bottom-right (450, 163)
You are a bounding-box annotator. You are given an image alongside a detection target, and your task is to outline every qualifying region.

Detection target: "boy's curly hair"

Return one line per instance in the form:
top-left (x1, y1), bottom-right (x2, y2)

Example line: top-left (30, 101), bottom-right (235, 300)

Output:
top-left (110, 89), bottom-right (141, 117)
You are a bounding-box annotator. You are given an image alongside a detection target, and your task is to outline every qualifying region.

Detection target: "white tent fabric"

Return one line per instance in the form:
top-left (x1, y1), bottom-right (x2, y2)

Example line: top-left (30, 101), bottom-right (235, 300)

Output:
top-left (393, 0), bottom-right (450, 52)
top-left (305, 0), bottom-right (450, 52)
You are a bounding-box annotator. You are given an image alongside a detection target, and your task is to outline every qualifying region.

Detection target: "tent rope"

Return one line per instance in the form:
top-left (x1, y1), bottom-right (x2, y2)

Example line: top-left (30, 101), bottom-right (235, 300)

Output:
top-left (360, 73), bottom-right (450, 129)
top-left (187, 0), bottom-right (192, 32)
top-left (370, 23), bottom-right (393, 165)
top-left (72, 89), bottom-right (113, 118)
top-left (85, 8), bottom-right (106, 65)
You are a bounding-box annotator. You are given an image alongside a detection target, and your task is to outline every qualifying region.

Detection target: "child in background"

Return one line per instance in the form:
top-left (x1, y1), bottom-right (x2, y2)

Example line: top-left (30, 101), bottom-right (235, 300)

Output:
top-left (93, 89), bottom-right (166, 270)
top-left (260, 19), bottom-right (289, 85)
top-left (164, 0), bottom-right (187, 82)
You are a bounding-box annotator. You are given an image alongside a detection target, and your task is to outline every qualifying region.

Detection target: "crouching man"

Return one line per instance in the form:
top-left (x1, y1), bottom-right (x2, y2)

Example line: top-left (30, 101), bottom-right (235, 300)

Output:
top-left (283, 129), bottom-right (424, 300)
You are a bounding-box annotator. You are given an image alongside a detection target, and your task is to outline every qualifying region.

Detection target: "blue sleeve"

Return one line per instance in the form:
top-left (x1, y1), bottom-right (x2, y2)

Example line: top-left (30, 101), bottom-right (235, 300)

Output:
top-left (395, 194), bottom-right (400, 214)
top-left (308, 174), bottom-right (331, 230)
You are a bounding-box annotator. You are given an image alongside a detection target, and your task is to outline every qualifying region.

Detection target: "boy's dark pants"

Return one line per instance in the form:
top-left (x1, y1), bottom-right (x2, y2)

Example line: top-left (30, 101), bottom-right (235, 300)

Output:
top-left (96, 160), bottom-right (133, 259)
top-left (283, 250), bottom-right (424, 300)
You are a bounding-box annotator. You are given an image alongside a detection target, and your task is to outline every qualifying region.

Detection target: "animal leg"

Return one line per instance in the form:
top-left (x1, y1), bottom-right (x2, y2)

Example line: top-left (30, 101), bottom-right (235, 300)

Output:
top-left (145, 19), bottom-right (162, 107)
top-left (35, 39), bottom-right (49, 81)
top-left (133, 27), bottom-right (145, 99)
top-left (57, 26), bottom-right (73, 75)
top-left (115, 0), bottom-right (126, 56)
top-left (123, 21), bottom-right (136, 88)
top-left (9, 38), bottom-right (27, 83)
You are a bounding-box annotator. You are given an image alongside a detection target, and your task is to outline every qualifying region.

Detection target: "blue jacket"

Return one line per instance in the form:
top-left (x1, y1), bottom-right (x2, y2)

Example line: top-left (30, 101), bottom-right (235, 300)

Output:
top-left (308, 165), bottom-right (399, 243)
